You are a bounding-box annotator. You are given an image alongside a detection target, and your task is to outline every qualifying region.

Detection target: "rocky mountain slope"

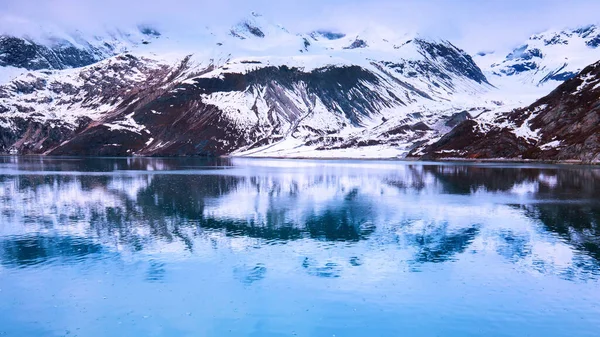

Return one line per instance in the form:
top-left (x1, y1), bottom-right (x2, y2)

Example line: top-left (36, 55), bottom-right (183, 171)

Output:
top-left (0, 14), bottom-right (501, 157)
top-left (0, 26), bottom-right (159, 82)
top-left (0, 15), bottom-right (599, 160)
top-left (415, 60), bottom-right (600, 163)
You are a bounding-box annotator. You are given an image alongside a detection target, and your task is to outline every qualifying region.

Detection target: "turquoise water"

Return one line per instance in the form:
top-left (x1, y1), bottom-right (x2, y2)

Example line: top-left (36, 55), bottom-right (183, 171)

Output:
top-left (0, 157), bottom-right (599, 336)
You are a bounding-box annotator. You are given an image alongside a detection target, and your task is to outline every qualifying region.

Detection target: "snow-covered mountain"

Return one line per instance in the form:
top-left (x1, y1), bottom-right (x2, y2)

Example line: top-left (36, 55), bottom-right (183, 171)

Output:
top-left (0, 26), bottom-right (161, 82)
top-left (0, 13), bottom-right (503, 157)
top-left (0, 14), bottom-right (598, 159)
top-left (476, 25), bottom-right (600, 89)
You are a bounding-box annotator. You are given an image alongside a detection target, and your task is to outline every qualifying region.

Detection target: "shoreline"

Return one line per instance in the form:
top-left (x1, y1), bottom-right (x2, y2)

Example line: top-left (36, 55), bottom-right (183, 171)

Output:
top-left (225, 155), bottom-right (600, 166)
top-left (2, 154), bottom-right (599, 167)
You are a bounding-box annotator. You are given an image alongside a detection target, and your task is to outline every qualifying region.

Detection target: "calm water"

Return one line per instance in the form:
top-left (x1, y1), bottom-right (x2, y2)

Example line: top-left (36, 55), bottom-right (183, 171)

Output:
top-left (0, 157), bottom-right (599, 336)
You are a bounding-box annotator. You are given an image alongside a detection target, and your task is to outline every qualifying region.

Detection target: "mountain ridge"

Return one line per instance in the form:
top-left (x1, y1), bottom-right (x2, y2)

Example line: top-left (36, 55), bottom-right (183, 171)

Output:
top-left (0, 15), bottom-right (598, 160)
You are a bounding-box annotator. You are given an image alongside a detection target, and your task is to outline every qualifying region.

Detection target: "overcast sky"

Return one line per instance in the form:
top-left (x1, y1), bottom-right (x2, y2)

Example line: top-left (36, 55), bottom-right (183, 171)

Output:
top-left (2, 0), bottom-right (600, 53)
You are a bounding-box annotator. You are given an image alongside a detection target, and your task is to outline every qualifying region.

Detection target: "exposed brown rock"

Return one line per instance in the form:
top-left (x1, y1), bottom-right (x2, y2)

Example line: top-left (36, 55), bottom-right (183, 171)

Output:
top-left (416, 60), bottom-right (600, 163)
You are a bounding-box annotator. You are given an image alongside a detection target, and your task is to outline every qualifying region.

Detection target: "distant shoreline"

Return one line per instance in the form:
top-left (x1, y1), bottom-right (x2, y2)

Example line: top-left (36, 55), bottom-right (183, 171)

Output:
top-left (227, 155), bottom-right (600, 166)
top-left (2, 154), bottom-right (599, 166)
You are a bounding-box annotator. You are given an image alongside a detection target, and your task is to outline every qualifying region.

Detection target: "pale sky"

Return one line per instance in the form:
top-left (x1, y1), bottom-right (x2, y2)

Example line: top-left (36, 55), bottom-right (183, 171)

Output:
top-left (1, 0), bottom-right (600, 53)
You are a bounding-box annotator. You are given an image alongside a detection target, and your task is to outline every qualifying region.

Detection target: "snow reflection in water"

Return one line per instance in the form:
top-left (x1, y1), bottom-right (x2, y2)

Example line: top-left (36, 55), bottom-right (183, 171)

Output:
top-left (0, 157), bottom-right (599, 336)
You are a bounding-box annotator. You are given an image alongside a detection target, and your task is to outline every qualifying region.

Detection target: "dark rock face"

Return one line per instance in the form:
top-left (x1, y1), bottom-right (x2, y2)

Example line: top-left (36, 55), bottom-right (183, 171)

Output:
top-left (414, 39), bottom-right (489, 85)
top-left (344, 39), bottom-right (368, 49)
top-left (522, 48), bottom-right (543, 60)
top-left (586, 36), bottom-right (600, 48)
top-left (538, 63), bottom-right (579, 85)
top-left (243, 23), bottom-right (265, 38)
top-left (545, 71), bottom-right (578, 82)
top-left (415, 61), bottom-right (600, 163)
top-left (303, 38), bottom-right (311, 50)
top-left (0, 116), bottom-right (91, 155)
top-left (0, 37), bottom-right (42, 69)
top-left (0, 36), bottom-right (109, 71)
top-left (416, 120), bottom-right (532, 159)
top-left (574, 25), bottom-right (597, 38)
top-left (500, 61), bottom-right (538, 75)
top-left (544, 34), bottom-right (569, 46)
top-left (230, 20), bottom-right (266, 39)
top-left (0, 54), bottom-right (180, 155)
top-left (377, 39), bottom-right (490, 89)
top-left (500, 44), bottom-right (543, 64)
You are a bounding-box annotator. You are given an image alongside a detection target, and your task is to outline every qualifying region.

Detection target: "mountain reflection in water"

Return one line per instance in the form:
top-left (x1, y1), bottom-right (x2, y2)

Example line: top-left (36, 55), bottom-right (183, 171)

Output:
top-left (0, 157), bottom-right (599, 277)
top-left (0, 157), bottom-right (599, 337)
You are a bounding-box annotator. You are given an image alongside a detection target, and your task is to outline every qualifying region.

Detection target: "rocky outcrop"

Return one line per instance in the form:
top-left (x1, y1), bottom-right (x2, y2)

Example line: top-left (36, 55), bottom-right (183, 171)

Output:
top-left (0, 36), bottom-right (100, 70)
top-left (416, 60), bottom-right (600, 163)
top-left (0, 25), bottom-right (159, 72)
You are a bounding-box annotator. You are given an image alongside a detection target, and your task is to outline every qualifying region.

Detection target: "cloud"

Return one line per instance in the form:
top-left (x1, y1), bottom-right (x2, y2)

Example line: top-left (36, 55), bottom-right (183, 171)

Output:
top-left (1, 0), bottom-right (599, 53)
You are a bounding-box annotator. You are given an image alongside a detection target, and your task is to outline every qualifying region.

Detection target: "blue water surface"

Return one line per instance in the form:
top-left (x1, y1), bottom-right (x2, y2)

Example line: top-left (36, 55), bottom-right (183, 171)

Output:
top-left (0, 157), bottom-right (599, 336)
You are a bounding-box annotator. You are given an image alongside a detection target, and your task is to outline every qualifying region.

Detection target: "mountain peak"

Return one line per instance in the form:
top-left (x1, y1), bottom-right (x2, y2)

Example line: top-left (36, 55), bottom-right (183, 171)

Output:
top-left (480, 23), bottom-right (600, 87)
top-left (228, 13), bottom-right (292, 40)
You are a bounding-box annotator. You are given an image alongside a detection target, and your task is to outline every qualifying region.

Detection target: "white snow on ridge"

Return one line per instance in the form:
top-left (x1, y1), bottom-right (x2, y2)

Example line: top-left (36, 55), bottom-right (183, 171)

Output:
top-left (476, 24), bottom-right (600, 93)
top-left (0, 55), bottom-right (169, 129)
